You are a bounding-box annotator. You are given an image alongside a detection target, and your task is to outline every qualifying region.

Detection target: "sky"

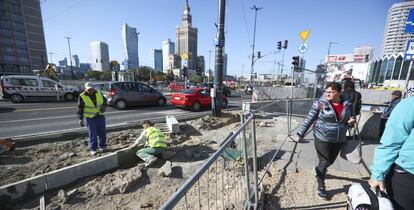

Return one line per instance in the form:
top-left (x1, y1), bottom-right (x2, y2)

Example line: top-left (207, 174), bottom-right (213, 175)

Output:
top-left (40, 0), bottom-right (400, 78)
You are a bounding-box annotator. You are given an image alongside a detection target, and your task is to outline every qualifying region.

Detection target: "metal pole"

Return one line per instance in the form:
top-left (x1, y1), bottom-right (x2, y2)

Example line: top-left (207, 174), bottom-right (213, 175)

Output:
top-left (137, 32), bottom-right (140, 68)
top-left (281, 47), bottom-right (286, 75)
top-left (212, 0), bottom-right (226, 117)
top-left (404, 60), bottom-right (413, 98)
top-left (240, 113), bottom-right (252, 208)
top-left (208, 50), bottom-right (212, 83)
top-left (251, 116), bottom-right (259, 209)
top-left (64, 36), bottom-right (75, 79)
top-left (313, 73), bottom-right (319, 101)
top-left (249, 5), bottom-right (262, 84)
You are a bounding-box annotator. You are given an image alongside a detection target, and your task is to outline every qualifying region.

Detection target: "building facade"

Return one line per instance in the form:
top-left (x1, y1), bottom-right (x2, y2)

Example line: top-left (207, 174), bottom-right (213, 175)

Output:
top-left (153, 49), bottom-right (163, 72)
top-left (90, 41), bottom-right (110, 72)
top-left (382, 0), bottom-right (414, 57)
top-left (0, 0), bottom-right (48, 76)
top-left (162, 39), bottom-right (175, 73)
top-left (122, 23), bottom-right (139, 70)
top-left (72, 55), bottom-right (79, 68)
top-left (176, 0), bottom-right (198, 72)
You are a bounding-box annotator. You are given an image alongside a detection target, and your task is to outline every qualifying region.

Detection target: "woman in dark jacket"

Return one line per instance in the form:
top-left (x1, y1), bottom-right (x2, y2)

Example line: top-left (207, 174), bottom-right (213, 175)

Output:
top-left (295, 82), bottom-right (356, 199)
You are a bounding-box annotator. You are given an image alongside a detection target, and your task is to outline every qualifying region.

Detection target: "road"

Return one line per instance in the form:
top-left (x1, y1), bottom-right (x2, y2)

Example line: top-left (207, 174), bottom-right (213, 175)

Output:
top-left (0, 91), bottom-right (251, 138)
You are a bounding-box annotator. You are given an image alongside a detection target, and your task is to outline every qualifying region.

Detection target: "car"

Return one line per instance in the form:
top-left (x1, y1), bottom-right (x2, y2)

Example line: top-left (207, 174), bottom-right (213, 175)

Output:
top-left (94, 81), bottom-right (166, 110)
top-left (0, 75), bottom-right (79, 103)
top-left (170, 87), bottom-right (228, 111)
top-left (169, 82), bottom-right (196, 92)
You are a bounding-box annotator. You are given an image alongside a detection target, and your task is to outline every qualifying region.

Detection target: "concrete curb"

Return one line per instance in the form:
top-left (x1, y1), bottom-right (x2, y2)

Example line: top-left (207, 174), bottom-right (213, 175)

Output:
top-left (0, 146), bottom-right (137, 205)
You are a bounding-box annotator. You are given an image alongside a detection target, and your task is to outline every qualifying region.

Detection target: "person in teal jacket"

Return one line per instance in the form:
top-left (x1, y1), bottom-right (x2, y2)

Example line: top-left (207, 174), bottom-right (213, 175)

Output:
top-left (369, 96), bottom-right (414, 210)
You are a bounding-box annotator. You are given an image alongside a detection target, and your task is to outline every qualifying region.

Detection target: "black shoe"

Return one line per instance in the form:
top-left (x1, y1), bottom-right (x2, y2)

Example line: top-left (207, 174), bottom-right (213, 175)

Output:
top-left (316, 187), bottom-right (328, 199)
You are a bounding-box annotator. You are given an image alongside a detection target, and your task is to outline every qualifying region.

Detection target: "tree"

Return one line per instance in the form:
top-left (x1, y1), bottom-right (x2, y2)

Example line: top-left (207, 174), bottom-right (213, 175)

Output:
top-left (153, 71), bottom-right (165, 81)
top-left (189, 74), bottom-right (202, 84)
top-left (86, 70), bottom-right (102, 80)
top-left (166, 70), bottom-right (175, 82)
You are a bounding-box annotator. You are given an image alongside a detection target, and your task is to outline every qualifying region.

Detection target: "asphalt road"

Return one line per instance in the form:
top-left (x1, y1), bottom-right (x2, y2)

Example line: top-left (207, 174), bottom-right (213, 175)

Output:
top-left (0, 91), bottom-right (251, 138)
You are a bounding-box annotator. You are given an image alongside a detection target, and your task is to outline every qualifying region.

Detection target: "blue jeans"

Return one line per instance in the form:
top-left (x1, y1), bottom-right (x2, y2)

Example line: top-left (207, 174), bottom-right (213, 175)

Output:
top-left (86, 115), bottom-right (106, 151)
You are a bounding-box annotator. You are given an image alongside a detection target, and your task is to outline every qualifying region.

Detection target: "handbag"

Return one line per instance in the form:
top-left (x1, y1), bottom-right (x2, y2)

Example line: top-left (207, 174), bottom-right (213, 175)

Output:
top-left (340, 128), bottom-right (362, 164)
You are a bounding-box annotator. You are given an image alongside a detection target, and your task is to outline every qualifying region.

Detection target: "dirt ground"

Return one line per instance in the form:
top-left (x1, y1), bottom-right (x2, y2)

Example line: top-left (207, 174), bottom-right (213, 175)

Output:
top-left (2, 112), bottom-right (367, 209)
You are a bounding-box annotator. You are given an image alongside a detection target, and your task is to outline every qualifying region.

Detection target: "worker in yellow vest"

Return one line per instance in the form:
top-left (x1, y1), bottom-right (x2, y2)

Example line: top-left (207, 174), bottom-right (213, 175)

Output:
top-left (132, 120), bottom-right (168, 167)
top-left (77, 82), bottom-right (108, 156)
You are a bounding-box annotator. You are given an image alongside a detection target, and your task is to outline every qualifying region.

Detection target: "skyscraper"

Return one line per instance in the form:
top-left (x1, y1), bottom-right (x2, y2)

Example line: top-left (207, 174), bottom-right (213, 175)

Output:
top-left (0, 0), bottom-right (48, 76)
top-left (154, 49), bottom-right (163, 72)
top-left (381, 0), bottom-right (414, 57)
top-left (90, 41), bottom-right (110, 72)
top-left (122, 23), bottom-right (139, 70)
top-left (162, 39), bottom-right (175, 73)
top-left (72, 55), bottom-right (80, 68)
top-left (176, 0), bottom-right (198, 73)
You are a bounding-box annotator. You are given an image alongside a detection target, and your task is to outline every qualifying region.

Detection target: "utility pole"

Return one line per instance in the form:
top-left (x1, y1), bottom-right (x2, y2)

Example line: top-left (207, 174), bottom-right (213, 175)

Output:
top-left (208, 50), bottom-right (212, 83)
top-left (64, 36), bottom-right (75, 79)
top-left (137, 32), bottom-right (140, 68)
top-left (212, 0), bottom-right (226, 117)
top-left (249, 5), bottom-right (262, 84)
top-left (49, 52), bottom-right (54, 64)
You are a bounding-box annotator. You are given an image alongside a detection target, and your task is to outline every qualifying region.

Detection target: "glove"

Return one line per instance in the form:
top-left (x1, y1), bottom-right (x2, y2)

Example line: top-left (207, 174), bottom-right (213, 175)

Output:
top-left (79, 119), bottom-right (84, 127)
top-left (99, 106), bottom-right (106, 113)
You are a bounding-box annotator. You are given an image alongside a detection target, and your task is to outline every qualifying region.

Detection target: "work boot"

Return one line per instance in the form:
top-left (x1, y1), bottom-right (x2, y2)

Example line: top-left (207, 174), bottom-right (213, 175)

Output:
top-left (90, 150), bottom-right (97, 156)
top-left (145, 157), bottom-right (158, 167)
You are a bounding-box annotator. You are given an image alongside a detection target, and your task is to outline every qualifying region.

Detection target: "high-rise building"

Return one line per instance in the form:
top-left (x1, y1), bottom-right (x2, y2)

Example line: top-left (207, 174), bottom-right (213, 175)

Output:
top-left (381, 0), bottom-right (414, 57)
top-left (176, 0), bottom-right (198, 72)
top-left (162, 39), bottom-right (175, 73)
top-left (122, 23), bottom-right (139, 70)
top-left (59, 58), bottom-right (68, 67)
top-left (90, 41), bottom-right (110, 72)
top-left (79, 63), bottom-right (91, 73)
top-left (72, 55), bottom-right (80, 68)
top-left (0, 0), bottom-right (48, 76)
top-left (153, 49), bottom-right (163, 72)
top-left (196, 56), bottom-right (205, 76)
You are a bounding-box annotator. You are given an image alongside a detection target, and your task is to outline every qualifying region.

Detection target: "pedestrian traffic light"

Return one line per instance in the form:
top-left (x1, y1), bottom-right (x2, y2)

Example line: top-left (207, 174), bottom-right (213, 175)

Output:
top-left (292, 56), bottom-right (300, 71)
top-left (257, 51), bottom-right (261, 58)
top-left (182, 67), bottom-right (188, 77)
top-left (283, 40), bottom-right (288, 49)
top-left (277, 41), bottom-right (282, 50)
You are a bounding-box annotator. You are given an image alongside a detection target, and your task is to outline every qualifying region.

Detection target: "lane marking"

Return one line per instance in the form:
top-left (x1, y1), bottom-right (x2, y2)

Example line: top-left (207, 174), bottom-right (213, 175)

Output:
top-left (15, 106), bottom-right (76, 112)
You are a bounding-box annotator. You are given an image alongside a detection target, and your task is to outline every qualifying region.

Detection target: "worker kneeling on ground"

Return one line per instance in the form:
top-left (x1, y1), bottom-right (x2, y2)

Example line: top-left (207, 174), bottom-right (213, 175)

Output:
top-left (132, 120), bottom-right (168, 167)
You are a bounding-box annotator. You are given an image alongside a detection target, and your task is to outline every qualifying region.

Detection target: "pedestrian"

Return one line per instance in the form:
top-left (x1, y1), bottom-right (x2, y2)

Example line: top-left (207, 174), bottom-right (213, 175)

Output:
top-left (132, 120), bottom-right (168, 167)
top-left (369, 96), bottom-right (414, 210)
top-left (342, 79), bottom-right (362, 117)
top-left (379, 90), bottom-right (402, 137)
top-left (77, 82), bottom-right (108, 156)
top-left (294, 82), bottom-right (356, 199)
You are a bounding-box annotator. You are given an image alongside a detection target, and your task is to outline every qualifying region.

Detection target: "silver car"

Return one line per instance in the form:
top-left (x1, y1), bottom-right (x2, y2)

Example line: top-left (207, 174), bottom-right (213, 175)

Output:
top-left (93, 82), bottom-right (166, 110)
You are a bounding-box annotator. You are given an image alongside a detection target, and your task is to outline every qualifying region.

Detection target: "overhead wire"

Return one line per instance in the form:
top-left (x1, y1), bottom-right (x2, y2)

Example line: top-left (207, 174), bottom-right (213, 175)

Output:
top-left (44, 0), bottom-right (85, 22)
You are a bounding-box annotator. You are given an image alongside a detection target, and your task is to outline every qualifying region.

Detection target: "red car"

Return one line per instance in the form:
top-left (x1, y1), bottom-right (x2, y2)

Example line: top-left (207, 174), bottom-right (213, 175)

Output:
top-left (170, 88), bottom-right (228, 111)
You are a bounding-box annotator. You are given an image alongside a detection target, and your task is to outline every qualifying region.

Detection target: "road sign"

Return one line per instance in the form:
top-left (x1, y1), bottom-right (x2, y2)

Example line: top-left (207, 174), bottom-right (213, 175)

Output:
top-left (404, 39), bottom-right (414, 61)
top-left (298, 43), bottom-right (308, 53)
top-left (183, 52), bottom-right (189, 60)
top-left (299, 30), bottom-right (310, 42)
top-left (406, 8), bottom-right (414, 33)
top-left (183, 60), bottom-right (188, 66)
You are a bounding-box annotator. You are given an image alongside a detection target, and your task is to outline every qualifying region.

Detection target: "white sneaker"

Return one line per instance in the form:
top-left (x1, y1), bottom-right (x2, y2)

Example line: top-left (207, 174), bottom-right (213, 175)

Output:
top-left (90, 151), bottom-right (97, 156)
top-left (145, 157), bottom-right (158, 167)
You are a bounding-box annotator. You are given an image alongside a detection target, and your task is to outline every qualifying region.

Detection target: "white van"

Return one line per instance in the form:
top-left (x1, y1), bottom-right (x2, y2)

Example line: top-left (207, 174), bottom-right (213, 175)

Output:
top-left (0, 75), bottom-right (79, 103)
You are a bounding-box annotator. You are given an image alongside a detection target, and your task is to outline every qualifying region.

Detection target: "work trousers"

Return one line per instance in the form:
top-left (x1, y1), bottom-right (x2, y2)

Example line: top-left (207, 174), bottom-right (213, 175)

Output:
top-left (136, 147), bottom-right (165, 161)
top-left (314, 139), bottom-right (342, 185)
top-left (86, 115), bottom-right (107, 151)
top-left (385, 165), bottom-right (414, 210)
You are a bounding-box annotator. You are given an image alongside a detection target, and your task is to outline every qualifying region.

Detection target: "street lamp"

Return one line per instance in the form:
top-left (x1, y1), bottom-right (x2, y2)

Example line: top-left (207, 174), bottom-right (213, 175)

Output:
top-left (64, 36), bottom-right (74, 79)
top-left (327, 41), bottom-right (338, 62)
top-left (249, 5), bottom-right (263, 84)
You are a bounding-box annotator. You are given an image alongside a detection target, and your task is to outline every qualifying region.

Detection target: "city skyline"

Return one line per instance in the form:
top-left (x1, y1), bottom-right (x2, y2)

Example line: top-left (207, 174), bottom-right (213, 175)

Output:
top-left (41, 0), bottom-right (399, 77)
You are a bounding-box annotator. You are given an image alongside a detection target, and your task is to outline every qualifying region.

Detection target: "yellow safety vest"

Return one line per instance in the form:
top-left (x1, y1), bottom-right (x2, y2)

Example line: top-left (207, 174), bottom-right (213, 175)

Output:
top-left (145, 127), bottom-right (167, 148)
top-left (80, 91), bottom-right (104, 118)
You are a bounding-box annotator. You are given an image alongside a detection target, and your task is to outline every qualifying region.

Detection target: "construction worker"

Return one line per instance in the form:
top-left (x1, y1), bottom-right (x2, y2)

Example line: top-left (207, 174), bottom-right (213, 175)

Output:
top-left (77, 82), bottom-right (108, 156)
top-left (132, 120), bottom-right (168, 167)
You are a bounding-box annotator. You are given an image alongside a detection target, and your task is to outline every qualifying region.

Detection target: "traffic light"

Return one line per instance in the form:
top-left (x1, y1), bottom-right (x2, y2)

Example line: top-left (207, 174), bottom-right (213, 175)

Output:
top-left (257, 51), bottom-right (261, 58)
top-left (283, 40), bottom-right (288, 49)
top-left (277, 41), bottom-right (282, 50)
top-left (292, 56), bottom-right (300, 69)
top-left (254, 73), bottom-right (257, 79)
top-left (182, 67), bottom-right (188, 77)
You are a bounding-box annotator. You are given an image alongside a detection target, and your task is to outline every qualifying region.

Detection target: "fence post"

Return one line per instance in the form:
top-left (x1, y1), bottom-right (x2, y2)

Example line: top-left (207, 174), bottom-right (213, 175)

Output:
top-left (286, 99), bottom-right (291, 134)
top-left (251, 116), bottom-right (259, 209)
top-left (241, 113), bottom-right (252, 208)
